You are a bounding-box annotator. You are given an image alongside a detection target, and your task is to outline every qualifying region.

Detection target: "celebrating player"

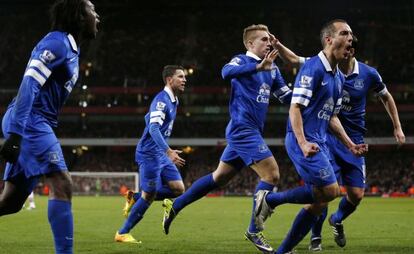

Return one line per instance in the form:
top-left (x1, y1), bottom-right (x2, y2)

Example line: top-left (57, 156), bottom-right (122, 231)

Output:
top-left (162, 24), bottom-right (292, 253)
top-left (114, 65), bottom-right (187, 244)
top-left (271, 32), bottom-right (405, 251)
top-left (0, 1), bottom-right (99, 253)
top-left (254, 19), bottom-right (368, 254)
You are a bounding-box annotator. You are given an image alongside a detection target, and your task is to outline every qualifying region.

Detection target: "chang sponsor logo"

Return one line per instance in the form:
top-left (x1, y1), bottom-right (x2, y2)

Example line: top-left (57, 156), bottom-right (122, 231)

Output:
top-left (256, 83), bottom-right (270, 104)
top-left (64, 67), bottom-right (79, 93)
top-left (317, 97), bottom-right (334, 121)
top-left (341, 90), bottom-right (352, 112)
top-left (164, 121), bottom-right (174, 137)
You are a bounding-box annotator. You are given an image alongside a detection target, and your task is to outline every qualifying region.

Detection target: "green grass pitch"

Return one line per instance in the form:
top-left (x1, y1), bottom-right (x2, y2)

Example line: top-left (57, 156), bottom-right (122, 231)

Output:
top-left (0, 196), bottom-right (413, 253)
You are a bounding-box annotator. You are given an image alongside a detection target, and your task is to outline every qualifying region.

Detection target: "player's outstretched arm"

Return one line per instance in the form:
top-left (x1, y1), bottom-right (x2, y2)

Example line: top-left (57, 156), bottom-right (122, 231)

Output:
top-left (269, 33), bottom-right (302, 68)
top-left (379, 91), bottom-right (405, 145)
top-left (329, 115), bottom-right (368, 156)
top-left (221, 57), bottom-right (257, 80)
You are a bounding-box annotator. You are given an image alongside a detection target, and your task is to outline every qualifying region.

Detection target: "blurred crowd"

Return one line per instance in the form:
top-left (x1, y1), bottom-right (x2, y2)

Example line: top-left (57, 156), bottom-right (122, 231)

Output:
top-left (1, 146), bottom-right (412, 196)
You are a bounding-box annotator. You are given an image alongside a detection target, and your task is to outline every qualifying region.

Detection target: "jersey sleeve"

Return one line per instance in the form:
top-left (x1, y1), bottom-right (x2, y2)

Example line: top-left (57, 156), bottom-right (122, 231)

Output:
top-left (298, 56), bottom-right (310, 68)
top-left (370, 68), bottom-right (387, 96)
top-left (148, 96), bottom-right (170, 151)
top-left (271, 66), bottom-right (292, 104)
top-left (221, 55), bottom-right (257, 80)
top-left (291, 61), bottom-right (319, 107)
top-left (9, 38), bottom-right (68, 135)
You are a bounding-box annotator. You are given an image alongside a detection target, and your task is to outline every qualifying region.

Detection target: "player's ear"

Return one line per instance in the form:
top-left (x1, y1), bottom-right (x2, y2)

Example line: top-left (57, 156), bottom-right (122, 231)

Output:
top-left (324, 36), bottom-right (332, 46)
top-left (165, 76), bottom-right (172, 85)
top-left (247, 39), bottom-right (254, 49)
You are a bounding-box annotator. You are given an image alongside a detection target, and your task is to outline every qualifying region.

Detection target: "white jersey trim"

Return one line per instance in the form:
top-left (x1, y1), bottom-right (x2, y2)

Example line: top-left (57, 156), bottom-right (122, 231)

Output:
top-left (291, 96), bottom-right (310, 106)
top-left (376, 87), bottom-right (388, 96)
top-left (67, 33), bottom-right (78, 52)
top-left (29, 59), bottom-right (52, 78)
top-left (24, 68), bottom-right (46, 86)
top-left (150, 111), bottom-right (166, 119)
top-left (150, 117), bottom-right (164, 125)
top-left (293, 87), bottom-right (313, 98)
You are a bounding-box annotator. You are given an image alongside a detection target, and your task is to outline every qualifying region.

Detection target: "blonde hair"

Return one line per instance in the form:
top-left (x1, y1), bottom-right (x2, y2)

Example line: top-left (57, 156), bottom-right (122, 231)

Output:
top-left (243, 24), bottom-right (269, 50)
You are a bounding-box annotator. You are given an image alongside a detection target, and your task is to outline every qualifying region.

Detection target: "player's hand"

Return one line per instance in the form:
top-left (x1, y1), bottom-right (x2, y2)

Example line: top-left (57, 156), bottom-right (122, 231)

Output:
top-left (299, 141), bottom-right (320, 157)
top-left (349, 144), bottom-right (368, 157)
top-left (0, 133), bottom-right (22, 163)
top-left (256, 49), bottom-right (279, 71)
top-left (394, 128), bottom-right (405, 145)
top-left (269, 33), bottom-right (280, 48)
top-left (166, 148), bottom-right (186, 167)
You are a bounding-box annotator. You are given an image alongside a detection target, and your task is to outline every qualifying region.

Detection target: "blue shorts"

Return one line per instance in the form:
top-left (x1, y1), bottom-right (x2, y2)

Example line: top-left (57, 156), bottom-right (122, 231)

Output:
top-left (220, 133), bottom-right (273, 170)
top-left (136, 151), bottom-right (182, 193)
top-left (2, 109), bottom-right (67, 193)
top-left (327, 133), bottom-right (366, 188)
top-left (285, 132), bottom-right (337, 187)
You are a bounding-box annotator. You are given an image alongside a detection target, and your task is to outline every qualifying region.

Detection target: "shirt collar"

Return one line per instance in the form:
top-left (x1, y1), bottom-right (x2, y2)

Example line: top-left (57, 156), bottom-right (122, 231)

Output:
top-left (67, 33), bottom-right (78, 53)
top-left (246, 51), bottom-right (261, 61)
top-left (343, 58), bottom-right (359, 78)
top-left (318, 51), bottom-right (335, 72)
top-left (164, 86), bottom-right (177, 103)
top-left (351, 58), bottom-right (359, 75)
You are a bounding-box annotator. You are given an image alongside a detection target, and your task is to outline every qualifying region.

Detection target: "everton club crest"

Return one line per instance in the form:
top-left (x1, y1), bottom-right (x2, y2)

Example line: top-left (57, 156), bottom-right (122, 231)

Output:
top-left (354, 79), bottom-right (364, 90)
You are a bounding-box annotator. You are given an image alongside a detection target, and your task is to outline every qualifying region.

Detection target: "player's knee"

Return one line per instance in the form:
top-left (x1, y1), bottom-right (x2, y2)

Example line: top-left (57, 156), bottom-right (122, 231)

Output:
top-left (259, 169), bottom-right (279, 185)
top-left (270, 171), bottom-right (280, 185)
top-left (348, 191), bottom-right (364, 205)
top-left (320, 186), bottom-right (340, 202)
top-left (51, 178), bottom-right (72, 200)
top-left (172, 184), bottom-right (185, 196)
top-left (213, 174), bottom-right (231, 187)
top-left (142, 191), bottom-right (156, 203)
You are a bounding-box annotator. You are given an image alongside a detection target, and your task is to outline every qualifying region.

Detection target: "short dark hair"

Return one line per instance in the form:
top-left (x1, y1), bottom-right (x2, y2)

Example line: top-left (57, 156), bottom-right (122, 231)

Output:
top-left (50, 0), bottom-right (87, 36)
top-left (162, 65), bottom-right (184, 84)
top-left (320, 19), bottom-right (348, 47)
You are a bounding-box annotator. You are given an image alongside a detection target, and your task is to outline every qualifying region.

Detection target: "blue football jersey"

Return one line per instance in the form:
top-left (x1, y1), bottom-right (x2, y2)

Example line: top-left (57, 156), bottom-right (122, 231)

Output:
top-left (8, 31), bottom-right (80, 135)
top-left (222, 51), bottom-right (292, 140)
top-left (287, 51), bottom-right (344, 143)
top-left (338, 60), bottom-right (387, 137)
top-left (136, 87), bottom-right (178, 155)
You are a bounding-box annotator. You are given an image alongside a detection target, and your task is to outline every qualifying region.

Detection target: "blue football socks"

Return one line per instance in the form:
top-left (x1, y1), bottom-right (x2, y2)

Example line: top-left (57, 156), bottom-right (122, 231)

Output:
top-left (48, 200), bottom-right (73, 254)
top-left (172, 173), bottom-right (218, 214)
top-left (331, 196), bottom-right (357, 223)
top-left (266, 184), bottom-right (315, 209)
top-left (276, 208), bottom-right (318, 254)
top-left (248, 180), bottom-right (275, 233)
top-left (119, 197), bottom-right (150, 234)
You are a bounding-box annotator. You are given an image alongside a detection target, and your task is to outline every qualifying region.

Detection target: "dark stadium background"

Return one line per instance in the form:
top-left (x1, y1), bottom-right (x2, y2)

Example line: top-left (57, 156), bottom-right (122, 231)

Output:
top-left (0, 0), bottom-right (413, 196)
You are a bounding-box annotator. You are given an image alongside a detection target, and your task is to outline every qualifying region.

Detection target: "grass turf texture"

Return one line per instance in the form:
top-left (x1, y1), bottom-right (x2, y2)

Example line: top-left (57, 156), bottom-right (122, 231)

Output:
top-left (0, 196), bottom-right (413, 254)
